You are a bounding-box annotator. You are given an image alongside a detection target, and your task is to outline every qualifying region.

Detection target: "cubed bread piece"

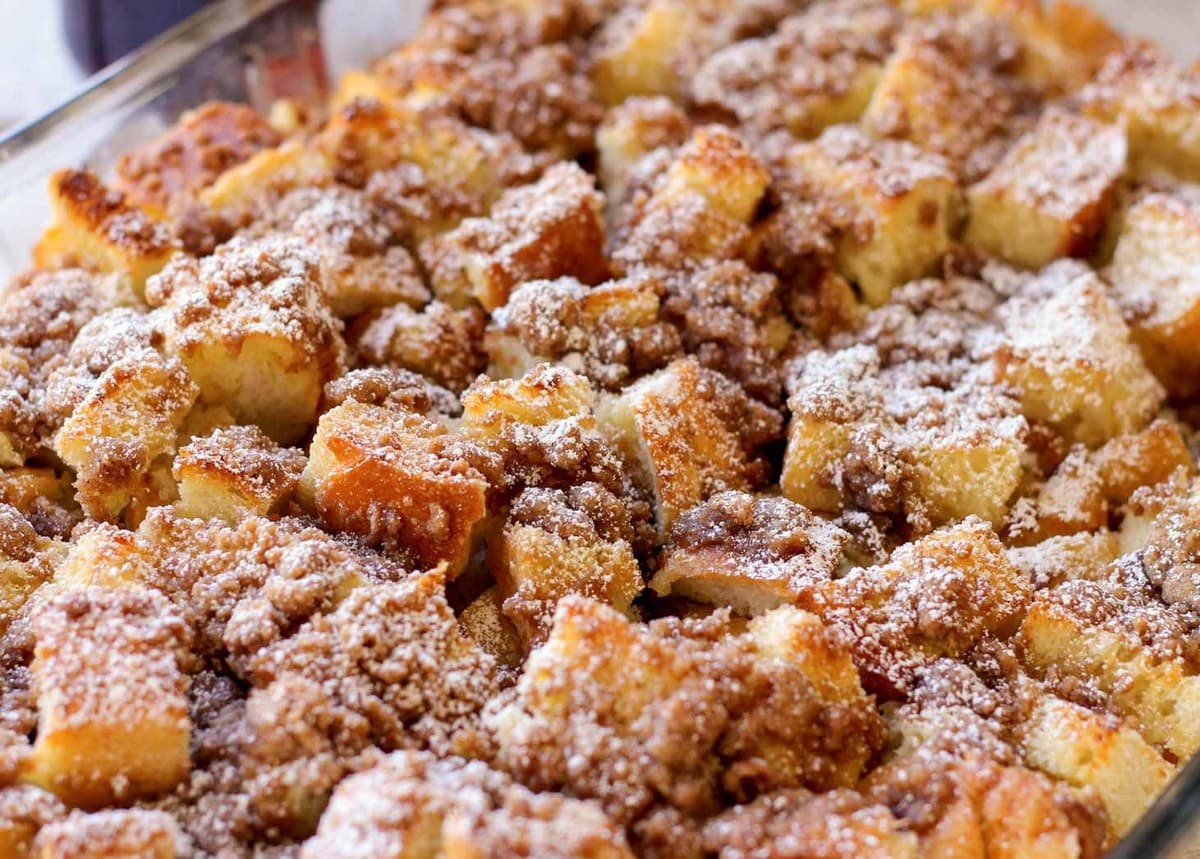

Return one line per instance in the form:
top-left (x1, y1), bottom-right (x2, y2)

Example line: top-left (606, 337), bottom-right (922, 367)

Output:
top-left (300, 401), bottom-right (487, 576)
top-left (589, 0), bottom-right (701, 105)
top-left (461, 361), bottom-right (596, 433)
top-left (32, 170), bottom-right (177, 298)
top-left (0, 786), bottom-right (63, 859)
top-left (173, 425), bottom-right (306, 523)
top-left (0, 505), bottom-right (63, 635)
top-left (658, 126), bottom-right (770, 225)
top-left (1081, 44), bottom-right (1200, 182)
top-left (197, 140), bottom-right (332, 215)
top-left (485, 275), bottom-right (676, 392)
top-left (597, 358), bottom-right (769, 532)
top-left (421, 162), bottom-right (608, 311)
top-left (113, 101), bottom-right (282, 216)
top-left (693, 0), bottom-right (902, 138)
top-left (279, 185), bottom-right (429, 317)
top-left (53, 523), bottom-right (154, 590)
top-left (146, 237), bottom-right (345, 444)
top-left (1006, 530), bottom-right (1121, 589)
top-left (459, 586), bottom-right (524, 670)
top-left (48, 310), bottom-right (198, 523)
top-left (994, 265), bottom-right (1163, 448)
top-left (821, 518), bottom-right (1033, 694)
top-left (351, 301), bottom-right (485, 394)
top-left (1019, 580), bottom-right (1200, 758)
top-left (490, 487), bottom-right (642, 649)
top-left (783, 126), bottom-right (959, 307)
top-left (1110, 192), bottom-right (1200, 398)
top-left (649, 491), bottom-right (849, 615)
top-left (0, 467), bottom-right (78, 540)
top-left (1024, 693), bottom-right (1174, 838)
top-left (862, 10), bottom-right (1028, 182)
top-left (301, 751), bottom-right (634, 859)
top-left (1007, 446), bottom-right (1107, 546)
top-left (595, 97), bottom-right (689, 217)
top-left (35, 809), bottom-right (182, 859)
top-left (22, 589), bottom-right (191, 808)
top-left (903, 0), bottom-right (1120, 94)
top-left (965, 110), bottom-right (1126, 269)
top-left (1092, 418), bottom-right (1195, 503)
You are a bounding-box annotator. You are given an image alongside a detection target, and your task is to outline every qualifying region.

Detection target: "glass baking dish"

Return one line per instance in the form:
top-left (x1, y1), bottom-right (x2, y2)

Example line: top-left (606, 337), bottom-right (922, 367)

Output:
top-left (0, 0), bottom-right (1198, 854)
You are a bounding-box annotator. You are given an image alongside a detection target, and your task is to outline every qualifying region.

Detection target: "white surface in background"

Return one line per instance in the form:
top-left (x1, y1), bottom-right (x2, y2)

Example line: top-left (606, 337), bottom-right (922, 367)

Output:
top-left (0, 0), bottom-right (85, 130)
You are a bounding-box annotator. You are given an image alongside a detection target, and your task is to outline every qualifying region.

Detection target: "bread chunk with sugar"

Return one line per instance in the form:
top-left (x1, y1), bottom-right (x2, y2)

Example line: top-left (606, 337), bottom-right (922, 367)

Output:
top-left (301, 401), bottom-right (487, 575)
top-left (114, 101), bottom-right (282, 216)
top-left (598, 357), bottom-right (780, 532)
top-left (994, 263), bottom-right (1163, 448)
top-left (965, 109), bottom-right (1126, 269)
top-left (0, 785), bottom-right (63, 859)
top-left (147, 237), bottom-right (345, 444)
top-left (0, 504), bottom-right (65, 635)
top-left (862, 9), bottom-right (1032, 182)
top-left (301, 751), bottom-right (633, 859)
top-left (649, 491), bottom-right (849, 615)
top-left (1019, 579), bottom-right (1200, 759)
top-left (694, 0), bottom-right (902, 139)
top-left (1081, 44), bottom-right (1200, 181)
top-left (421, 162), bottom-right (608, 311)
top-left (595, 97), bottom-right (689, 219)
top-left (490, 486), bottom-right (641, 650)
top-left (46, 310), bottom-right (197, 523)
top-left (351, 300), bottom-right (485, 394)
top-left (35, 809), bottom-right (182, 859)
top-left (22, 589), bottom-right (191, 809)
top-left (778, 125), bottom-right (959, 307)
top-left (1110, 192), bottom-right (1200, 398)
top-left (33, 170), bottom-right (177, 298)
top-left (173, 425), bottom-right (305, 523)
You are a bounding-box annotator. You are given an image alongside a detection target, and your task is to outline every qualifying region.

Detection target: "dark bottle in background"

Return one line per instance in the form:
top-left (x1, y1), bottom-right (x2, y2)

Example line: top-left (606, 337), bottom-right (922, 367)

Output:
top-left (62, 0), bottom-right (212, 72)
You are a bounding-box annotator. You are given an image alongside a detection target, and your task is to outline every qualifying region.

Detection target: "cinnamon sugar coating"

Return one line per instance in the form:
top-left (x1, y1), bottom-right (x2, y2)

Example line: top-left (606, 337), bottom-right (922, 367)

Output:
top-left (7, 0), bottom-right (1200, 854)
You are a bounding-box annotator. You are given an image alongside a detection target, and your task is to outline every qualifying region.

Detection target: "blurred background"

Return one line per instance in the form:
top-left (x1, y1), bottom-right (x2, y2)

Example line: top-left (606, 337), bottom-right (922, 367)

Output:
top-left (0, 0), bottom-right (1194, 133)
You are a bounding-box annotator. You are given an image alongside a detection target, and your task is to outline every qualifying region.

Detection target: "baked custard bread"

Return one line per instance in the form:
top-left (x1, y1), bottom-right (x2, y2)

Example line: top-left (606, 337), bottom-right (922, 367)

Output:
top-left (4, 0), bottom-right (1200, 855)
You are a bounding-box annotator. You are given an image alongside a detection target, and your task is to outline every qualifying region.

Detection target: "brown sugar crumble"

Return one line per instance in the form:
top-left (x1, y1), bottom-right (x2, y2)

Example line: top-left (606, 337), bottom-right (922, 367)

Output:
top-left (5, 0), bottom-right (1200, 855)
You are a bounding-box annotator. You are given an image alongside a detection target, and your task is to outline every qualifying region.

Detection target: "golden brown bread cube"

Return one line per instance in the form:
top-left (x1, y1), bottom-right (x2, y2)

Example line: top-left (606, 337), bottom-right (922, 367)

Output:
top-left (172, 425), bottom-right (306, 523)
top-left (22, 589), bottom-right (191, 809)
top-left (965, 109), bottom-right (1127, 269)
top-left (903, 0), bottom-right (1121, 94)
top-left (146, 237), bottom-right (345, 445)
top-left (351, 300), bottom-right (486, 394)
top-left (1019, 580), bottom-right (1200, 759)
top-left (300, 401), bottom-right (488, 576)
top-left (458, 586), bottom-right (524, 670)
top-left (490, 487), bottom-right (642, 650)
top-left (35, 809), bottom-right (182, 859)
top-left (421, 162), bottom-right (608, 311)
top-left (595, 97), bottom-right (689, 219)
top-left (658, 125), bottom-right (770, 226)
top-left (301, 751), bottom-right (634, 859)
top-left (820, 518), bottom-right (1033, 694)
top-left (589, 0), bottom-right (703, 105)
top-left (1091, 418), bottom-right (1195, 504)
top-left (1006, 530), bottom-right (1121, 589)
top-left (113, 101), bottom-right (282, 216)
top-left (693, 0), bottom-right (902, 139)
top-left (197, 139), bottom-right (332, 216)
top-left (648, 491), bottom-right (849, 615)
top-left (1007, 446), bottom-right (1107, 545)
top-left (0, 505), bottom-right (64, 635)
top-left (1110, 192), bottom-right (1200, 398)
top-left (32, 170), bottom-right (177, 299)
top-left (862, 9), bottom-right (1028, 182)
top-left (994, 265), bottom-right (1163, 448)
top-left (1081, 44), bottom-right (1200, 182)
top-left (597, 357), bottom-right (767, 532)
top-left (1024, 692), bottom-right (1175, 838)
top-left (783, 125), bottom-right (959, 307)
top-left (48, 310), bottom-right (198, 523)
top-left (52, 523), bottom-right (154, 590)
top-left (0, 785), bottom-right (63, 859)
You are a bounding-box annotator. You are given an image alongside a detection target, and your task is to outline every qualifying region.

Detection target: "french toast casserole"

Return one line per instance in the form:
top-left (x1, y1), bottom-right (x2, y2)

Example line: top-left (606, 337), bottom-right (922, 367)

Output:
top-left (4, 0), bottom-right (1200, 855)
